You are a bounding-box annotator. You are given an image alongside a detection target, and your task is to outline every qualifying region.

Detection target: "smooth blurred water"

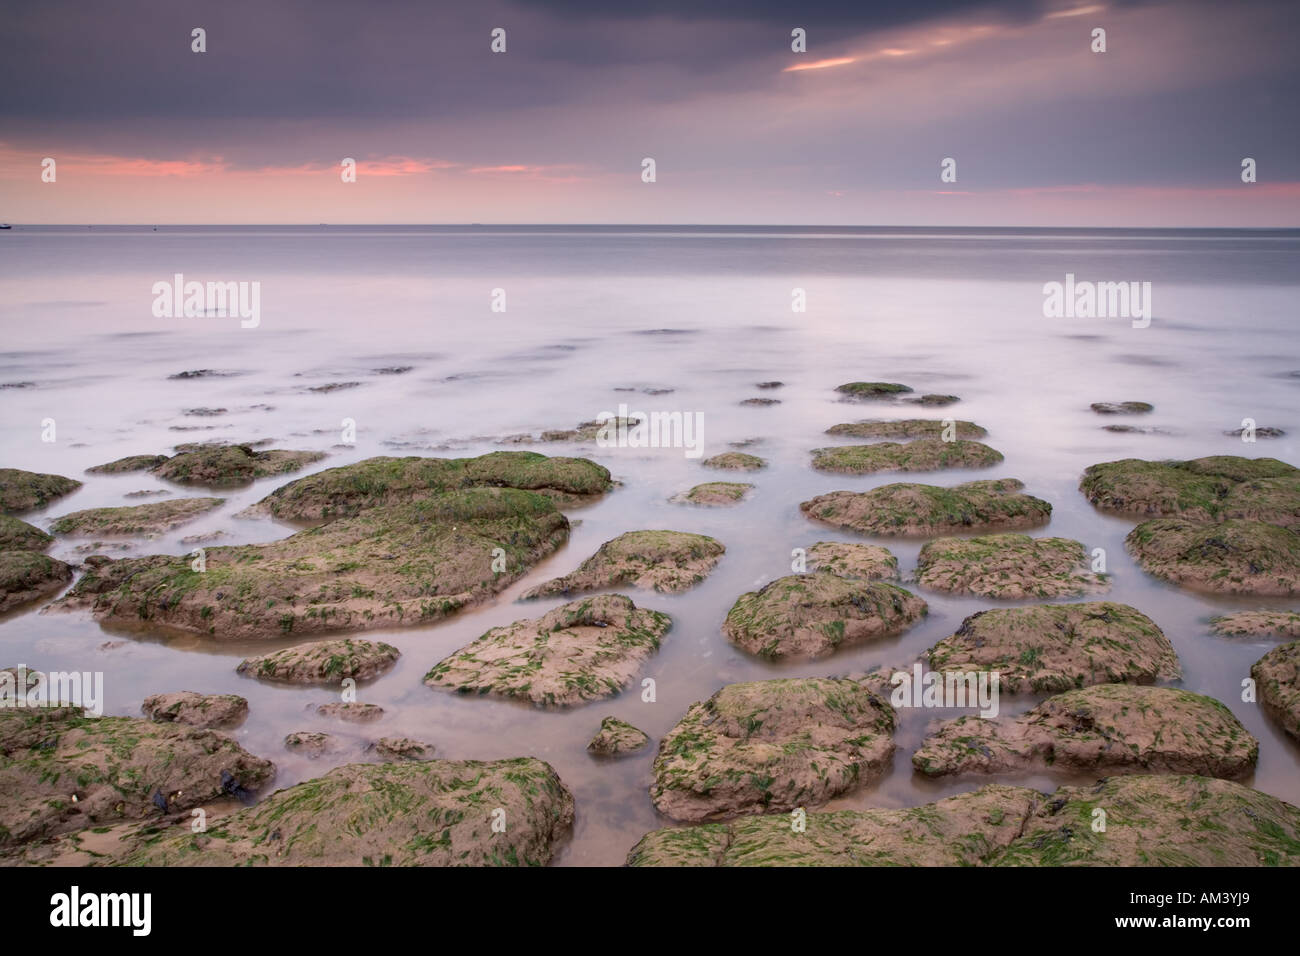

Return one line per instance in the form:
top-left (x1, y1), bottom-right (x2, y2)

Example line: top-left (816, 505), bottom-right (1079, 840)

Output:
top-left (0, 225), bottom-right (1298, 865)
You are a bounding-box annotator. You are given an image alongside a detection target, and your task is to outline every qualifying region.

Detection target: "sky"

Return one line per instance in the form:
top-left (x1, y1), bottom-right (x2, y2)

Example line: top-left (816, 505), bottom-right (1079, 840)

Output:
top-left (0, 0), bottom-right (1297, 226)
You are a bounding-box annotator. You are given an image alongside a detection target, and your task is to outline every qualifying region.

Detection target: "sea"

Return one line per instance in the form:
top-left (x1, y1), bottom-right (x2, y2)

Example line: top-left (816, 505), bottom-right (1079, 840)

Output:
top-left (1, 224), bottom-right (1297, 864)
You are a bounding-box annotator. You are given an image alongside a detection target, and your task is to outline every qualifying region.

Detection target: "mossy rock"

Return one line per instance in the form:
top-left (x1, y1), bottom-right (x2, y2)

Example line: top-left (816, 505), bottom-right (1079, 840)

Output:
top-left (1091, 401), bottom-right (1154, 415)
top-left (152, 444), bottom-right (325, 486)
top-left (50, 497), bottom-right (224, 536)
top-left (252, 450), bottom-right (612, 520)
top-left (86, 454), bottom-right (169, 475)
top-left (811, 439), bottom-right (1002, 475)
top-left (0, 706), bottom-right (274, 848)
top-left (803, 542), bottom-right (898, 580)
top-left (927, 602), bottom-right (1180, 694)
top-left (0, 468), bottom-right (81, 513)
top-left (588, 717), bottom-right (650, 756)
top-left (650, 678), bottom-right (895, 822)
top-left (1251, 640), bottom-right (1300, 741)
top-left (142, 691), bottom-right (249, 729)
top-left (425, 594), bottom-right (670, 707)
top-left (835, 382), bottom-right (913, 399)
top-left (371, 737), bottom-right (435, 762)
top-left (629, 784), bottom-right (1039, 866)
top-left (56, 487), bottom-right (569, 638)
top-left (989, 775), bottom-right (1300, 866)
top-left (701, 452), bottom-right (766, 471)
top-left (915, 533), bottom-right (1109, 599)
top-left (317, 702), bottom-right (384, 722)
top-left (0, 515), bottom-right (52, 552)
top-left (0, 550), bottom-right (72, 612)
top-left (1126, 518), bottom-right (1300, 596)
top-left (913, 684), bottom-right (1257, 779)
top-left (673, 482), bottom-right (753, 506)
top-left (238, 638), bottom-right (400, 685)
top-left (120, 757), bottom-right (575, 866)
top-left (631, 776), bottom-right (1300, 867)
top-left (801, 478), bottom-right (1051, 537)
top-left (907, 394), bottom-right (960, 406)
top-left (1079, 456), bottom-right (1300, 528)
top-left (1212, 610), bottom-right (1300, 639)
top-left (723, 574), bottom-right (926, 660)
top-left (284, 731), bottom-right (342, 758)
top-left (825, 419), bottom-right (986, 440)
top-left (522, 529), bottom-right (724, 598)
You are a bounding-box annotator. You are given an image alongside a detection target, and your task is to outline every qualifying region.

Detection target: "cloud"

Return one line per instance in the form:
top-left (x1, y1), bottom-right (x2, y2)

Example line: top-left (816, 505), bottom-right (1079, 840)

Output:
top-left (783, 57), bottom-right (858, 72)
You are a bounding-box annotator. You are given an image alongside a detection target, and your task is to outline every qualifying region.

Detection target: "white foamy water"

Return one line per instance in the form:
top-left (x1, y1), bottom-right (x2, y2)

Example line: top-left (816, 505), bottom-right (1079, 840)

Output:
top-left (1, 225), bottom-right (1298, 864)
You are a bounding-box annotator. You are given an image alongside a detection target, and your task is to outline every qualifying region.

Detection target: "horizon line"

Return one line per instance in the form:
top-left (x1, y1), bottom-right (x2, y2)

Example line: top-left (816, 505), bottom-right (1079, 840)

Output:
top-left (6, 223), bottom-right (1300, 231)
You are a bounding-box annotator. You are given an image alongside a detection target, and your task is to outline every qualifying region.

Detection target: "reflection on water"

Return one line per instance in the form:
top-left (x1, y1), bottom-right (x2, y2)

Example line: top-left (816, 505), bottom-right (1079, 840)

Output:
top-left (1, 226), bottom-right (1298, 865)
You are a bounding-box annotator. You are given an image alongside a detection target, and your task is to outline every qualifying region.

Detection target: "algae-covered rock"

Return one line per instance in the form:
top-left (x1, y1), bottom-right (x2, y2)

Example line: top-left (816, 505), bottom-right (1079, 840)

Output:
top-left (630, 776), bottom-right (1300, 867)
top-left (1126, 518), bottom-right (1300, 596)
top-left (86, 454), bottom-right (169, 475)
top-left (825, 419), bottom-right (987, 440)
top-left (1080, 456), bottom-right (1300, 528)
top-left (251, 450), bottom-right (611, 520)
top-left (835, 382), bottom-right (912, 400)
top-left (990, 774), bottom-right (1300, 866)
top-left (0, 515), bottom-right (52, 552)
top-left (317, 701), bottom-right (384, 722)
top-left (0, 551), bottom-right (72, 611)
top-left (0, 468), bottom-right (81, 513)
top-left (811, 439), bottom-right (1002, 475)
top-left (238, 638), bottom-right (400, 685)
top-left (121, 757), bottom-right (574, 866)
top-left (722, 574), bottom-right (926, 660)
top-left (50, 497), bottom-right (224, 536)
top-left (521, 530), bottom-right (724, 598)
top-left (371, 737), bottom-right (435, 762)
top-left (1212, 610), bottom-right (1300, 639)
top-left (285, 731), bottom-right (342, 757)
top-left (927, 602), bottom-right (1180, 694)
top-left (588, 716), bottom-right (650, 756)
top-left (801, 478), bottom-right (1051, 537)
top-left (672, 482), bottom-right (753, 506)
top-left (803, 542), bottom-right (898, 580)
top-left (0, 706), bottom-right (273, 848)
top-left (56, 487), bottom-right (569, 638)
top-left (913, 684), bottom-right (1257, 779)
top-left (425, 594), bottom-right (670, 707)
top-left (142, 691), bottom-right (249, 729)
top-left (908, 394), bottom-right (960, 406)
top-left (1227, 425), bottom-right (1285, 439)
top-left (1251, 640), bottom-right (1300, 741)
top-left (915, 533), bottom-right (1109, 599)
top-left (1091, 401), bottom-right (1154, 415)
top-left (650, 678), bottom-right (895, 822)
top-left (701, 452), bottom-right (766, 471)
top-left (152, 444), bottom-right (324, 486)
top-left (629, 784), bottom-right (1039, 866)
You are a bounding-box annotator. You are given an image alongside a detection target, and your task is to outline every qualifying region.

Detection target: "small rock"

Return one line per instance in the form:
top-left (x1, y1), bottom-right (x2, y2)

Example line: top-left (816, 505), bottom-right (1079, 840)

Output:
top-left (587, 717), bottom-right (650, 756)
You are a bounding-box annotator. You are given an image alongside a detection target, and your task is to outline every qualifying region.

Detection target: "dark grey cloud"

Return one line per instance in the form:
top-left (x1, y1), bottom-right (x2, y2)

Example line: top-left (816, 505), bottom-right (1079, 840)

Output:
top-left (0, 0), bottom-right (1251, 122)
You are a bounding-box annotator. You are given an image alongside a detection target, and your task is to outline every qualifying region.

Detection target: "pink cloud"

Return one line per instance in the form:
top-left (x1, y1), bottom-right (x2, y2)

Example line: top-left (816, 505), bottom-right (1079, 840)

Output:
top-left (783, 57), bottom-right (857, 73)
